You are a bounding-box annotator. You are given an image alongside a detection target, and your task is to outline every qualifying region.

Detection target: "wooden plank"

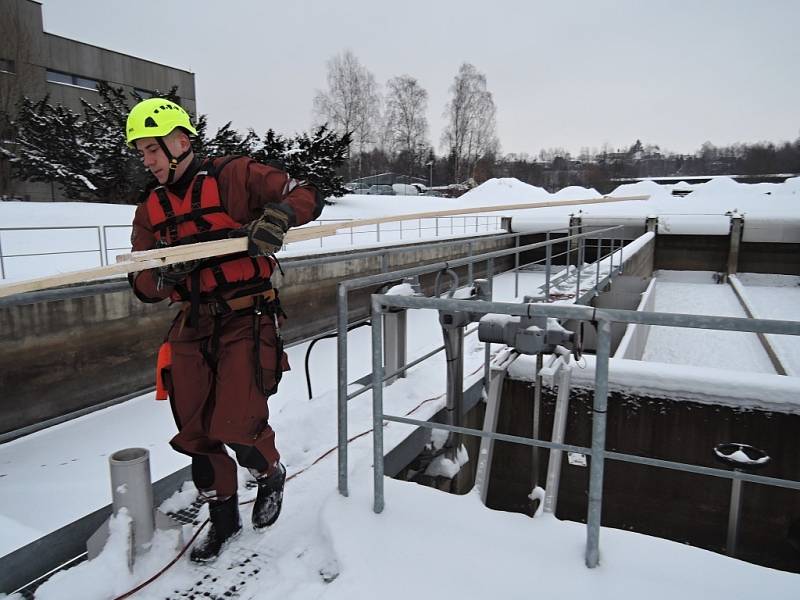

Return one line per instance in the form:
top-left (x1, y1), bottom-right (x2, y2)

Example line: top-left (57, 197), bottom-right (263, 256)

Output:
top-left (0, 194), bottom-right (647, 299)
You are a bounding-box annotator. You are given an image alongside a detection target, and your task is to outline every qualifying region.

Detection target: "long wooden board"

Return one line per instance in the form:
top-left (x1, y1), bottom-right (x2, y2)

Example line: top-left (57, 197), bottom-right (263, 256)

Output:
top-left (0, 194), bottom-right (647, 299)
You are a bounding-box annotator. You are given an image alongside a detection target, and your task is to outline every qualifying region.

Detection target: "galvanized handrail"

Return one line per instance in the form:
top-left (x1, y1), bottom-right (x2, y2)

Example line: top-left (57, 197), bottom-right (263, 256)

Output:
top-left (336, 225), bottom-right (626, 496)
top-left (367, 293), bottom-right (800, 569)
top-left (0, 216), bottom-right (503, 280)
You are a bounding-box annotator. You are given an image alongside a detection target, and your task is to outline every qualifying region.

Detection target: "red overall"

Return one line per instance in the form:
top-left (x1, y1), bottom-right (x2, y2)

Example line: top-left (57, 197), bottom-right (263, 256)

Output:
top-left (130, 156), bottom-right (322, 498)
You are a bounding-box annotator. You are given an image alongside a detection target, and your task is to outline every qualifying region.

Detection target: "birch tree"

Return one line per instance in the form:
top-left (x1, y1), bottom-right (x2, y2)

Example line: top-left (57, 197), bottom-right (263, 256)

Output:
top-left (383, 75), bottom-right (429, 176)
top-left (312, 50), bottom-right (381, 177)
top-left (441, 63), bottom-right (499, 182)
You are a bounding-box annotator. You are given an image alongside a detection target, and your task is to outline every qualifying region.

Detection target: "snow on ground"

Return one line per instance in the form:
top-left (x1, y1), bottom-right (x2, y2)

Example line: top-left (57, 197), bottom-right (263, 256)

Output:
top-left (6, 269), bottom-right (800, 599)
top-left (642, 270), bottom-right (776, 373)
top-left (738, 274), bottom-right (800, 376)
top-left (2, 179), bottom-right (800, 597)
top-left (511, 175), bottom-right (800, 235)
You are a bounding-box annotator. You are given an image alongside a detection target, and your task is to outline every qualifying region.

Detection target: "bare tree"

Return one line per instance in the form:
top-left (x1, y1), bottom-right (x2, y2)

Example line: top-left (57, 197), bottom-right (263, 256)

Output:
top-left (441, 63), bottom-right (499, 182)
top-left (383, 75), bottom-right (429, 175)
top-left (312, 50), bottom-right (381, 178)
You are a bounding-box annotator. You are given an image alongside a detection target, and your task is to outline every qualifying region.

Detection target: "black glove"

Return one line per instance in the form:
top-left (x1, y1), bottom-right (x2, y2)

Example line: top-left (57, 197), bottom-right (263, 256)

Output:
top-left (230, 204), bottom-right (293, 256)
top-left (158, 259), bottom-right (198, 287)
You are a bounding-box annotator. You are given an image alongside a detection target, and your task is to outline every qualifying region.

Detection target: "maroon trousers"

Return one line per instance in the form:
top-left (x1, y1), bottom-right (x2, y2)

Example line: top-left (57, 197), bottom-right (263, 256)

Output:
top-left (165, 308), bottom-right (287, 498)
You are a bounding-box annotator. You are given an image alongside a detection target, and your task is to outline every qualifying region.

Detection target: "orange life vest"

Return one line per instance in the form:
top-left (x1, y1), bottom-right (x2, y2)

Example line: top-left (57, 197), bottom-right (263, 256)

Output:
top-left (144, 160), bottom-right (274, 303)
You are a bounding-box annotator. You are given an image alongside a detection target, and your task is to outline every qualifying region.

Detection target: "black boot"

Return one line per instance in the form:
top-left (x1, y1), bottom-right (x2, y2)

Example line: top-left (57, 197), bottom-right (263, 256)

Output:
top-left (190, 494), bottom-right (242, 563)
top-left (252, 462), bottom-right (286, 530)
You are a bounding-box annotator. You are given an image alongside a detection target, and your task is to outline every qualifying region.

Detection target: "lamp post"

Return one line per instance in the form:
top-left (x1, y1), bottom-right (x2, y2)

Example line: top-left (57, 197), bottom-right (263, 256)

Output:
top-left (425, 160), bottom-right (433, 188)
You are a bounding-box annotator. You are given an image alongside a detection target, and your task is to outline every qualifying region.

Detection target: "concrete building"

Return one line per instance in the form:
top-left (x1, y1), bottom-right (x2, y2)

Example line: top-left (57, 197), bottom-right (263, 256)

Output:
top-left (0, 0), bottom-right (196, 201)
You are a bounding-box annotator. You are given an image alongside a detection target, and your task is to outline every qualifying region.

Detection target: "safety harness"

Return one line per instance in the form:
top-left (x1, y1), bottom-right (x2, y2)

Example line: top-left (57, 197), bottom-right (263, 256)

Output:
top-left (147, 157), bottom-right (286, 400)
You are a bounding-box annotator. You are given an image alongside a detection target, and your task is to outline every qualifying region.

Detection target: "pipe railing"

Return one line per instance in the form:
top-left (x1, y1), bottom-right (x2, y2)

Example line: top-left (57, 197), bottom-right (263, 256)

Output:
top-left (336, 225), bottom-right (626, 496)
top-left (367, 294), bottom-right (800, 568)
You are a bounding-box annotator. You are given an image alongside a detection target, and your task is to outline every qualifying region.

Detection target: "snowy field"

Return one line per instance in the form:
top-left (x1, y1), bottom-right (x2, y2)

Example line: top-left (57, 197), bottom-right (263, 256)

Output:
top-left (2, 176), bottom-right (800, 598)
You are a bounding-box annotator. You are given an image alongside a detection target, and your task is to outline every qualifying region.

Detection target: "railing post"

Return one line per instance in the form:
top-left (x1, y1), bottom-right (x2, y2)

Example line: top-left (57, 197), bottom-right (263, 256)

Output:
top-left (376, 222), bottom-right (381, 243)
top-left (435, 217), bottom-right (439, 238)
top-left (418, 218), bottom-right (422, 239)
top-left (97, 226), bottom-right (105, 267)
top-left (595, 239), bottom-right (602, 295)
top-left (545, 232), bottom-right (552, 302)
top-left (337, 283), bottom-right (350, 496)
top-left (467, 241), bottom-right (473, 285)
top-left (0, 231), bottom-right (6, 280)
top-left (371, 295), bottom-right (385, 514)
top-left (586, 318), bottom-right (611, 568)
top-left (514, 234), bottom-right (520, 298)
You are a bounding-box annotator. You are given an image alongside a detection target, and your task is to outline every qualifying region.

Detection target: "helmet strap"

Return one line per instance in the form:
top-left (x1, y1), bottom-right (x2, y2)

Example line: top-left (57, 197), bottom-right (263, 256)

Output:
top-left (156, 136), bottom-right (193, 185)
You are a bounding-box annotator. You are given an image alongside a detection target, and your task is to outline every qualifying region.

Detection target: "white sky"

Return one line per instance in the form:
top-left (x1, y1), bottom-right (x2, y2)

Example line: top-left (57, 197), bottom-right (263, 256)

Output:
top-left (39, 0), bottom-right (800, 157)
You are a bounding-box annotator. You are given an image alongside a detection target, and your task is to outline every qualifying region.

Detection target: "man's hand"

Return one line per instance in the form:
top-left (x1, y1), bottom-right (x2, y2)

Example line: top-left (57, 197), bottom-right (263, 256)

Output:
top-left (158, 259), bottom-right (198, 287)
top-left (230, 204), bottom-right (293, 256)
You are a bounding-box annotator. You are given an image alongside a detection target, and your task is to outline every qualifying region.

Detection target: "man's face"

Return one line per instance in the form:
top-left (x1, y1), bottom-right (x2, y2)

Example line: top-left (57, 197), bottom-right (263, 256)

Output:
top-left (134, 132), bottom-right (191, 184)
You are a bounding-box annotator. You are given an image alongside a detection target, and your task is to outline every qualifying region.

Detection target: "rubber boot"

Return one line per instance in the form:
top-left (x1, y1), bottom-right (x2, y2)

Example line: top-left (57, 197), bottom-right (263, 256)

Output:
top-left (252, 462), bottom-right (286, 530)
top-left (190, 494), bottom-right (242, 563)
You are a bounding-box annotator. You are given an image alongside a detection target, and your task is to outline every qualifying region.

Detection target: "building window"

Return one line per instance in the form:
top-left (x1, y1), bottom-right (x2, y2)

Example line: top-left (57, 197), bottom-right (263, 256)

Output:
top-left (46, 69), bottom-right (98, 91)
top-left (0, 58), bottom-right (15, 74)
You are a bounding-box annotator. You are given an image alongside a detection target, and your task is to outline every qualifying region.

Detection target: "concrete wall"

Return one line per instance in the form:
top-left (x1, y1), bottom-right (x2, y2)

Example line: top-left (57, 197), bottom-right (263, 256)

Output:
top-left (613, 277), bottom-right (657, 359)
top-left (488, 379), bottom-right (800, 573)
top-left (0, 235), bottom-right (515, 434)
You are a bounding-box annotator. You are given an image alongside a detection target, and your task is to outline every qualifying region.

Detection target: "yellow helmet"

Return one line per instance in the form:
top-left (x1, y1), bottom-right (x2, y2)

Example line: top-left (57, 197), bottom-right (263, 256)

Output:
top-left (125, 98), bottom-right (197, 146)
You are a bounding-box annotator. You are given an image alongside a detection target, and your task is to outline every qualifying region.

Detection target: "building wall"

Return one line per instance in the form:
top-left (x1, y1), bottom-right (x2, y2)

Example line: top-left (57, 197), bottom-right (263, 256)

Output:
top-left (0, 0), bottom-right (196, 201)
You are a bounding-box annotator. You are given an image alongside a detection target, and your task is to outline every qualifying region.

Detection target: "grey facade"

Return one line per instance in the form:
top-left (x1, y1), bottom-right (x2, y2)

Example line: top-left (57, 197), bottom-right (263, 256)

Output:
top-left (0, 0), bottom-right (196, 201)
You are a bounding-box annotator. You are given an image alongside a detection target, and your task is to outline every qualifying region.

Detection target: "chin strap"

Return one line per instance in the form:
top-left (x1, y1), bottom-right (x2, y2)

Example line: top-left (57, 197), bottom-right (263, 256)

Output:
top-left (156, 136), bottom-right (193, 185)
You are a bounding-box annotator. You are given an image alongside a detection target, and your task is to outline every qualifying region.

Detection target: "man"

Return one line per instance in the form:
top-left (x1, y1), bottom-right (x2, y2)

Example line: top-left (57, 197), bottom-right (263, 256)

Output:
top-left (125, 98), bottom-right (324, 562)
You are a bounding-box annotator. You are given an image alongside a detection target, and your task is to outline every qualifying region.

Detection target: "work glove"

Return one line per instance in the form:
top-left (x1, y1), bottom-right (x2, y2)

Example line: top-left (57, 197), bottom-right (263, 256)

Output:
top-left (229, 204), bottom-right (293, 256)
top-left (158, 259), bottom-right (198, 287)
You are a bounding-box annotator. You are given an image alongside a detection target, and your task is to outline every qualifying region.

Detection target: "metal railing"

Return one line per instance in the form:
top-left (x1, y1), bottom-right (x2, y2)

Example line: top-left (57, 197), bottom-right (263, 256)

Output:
top-left (293, 215), bottom-right (503, 249)
top-left (0, 217), bottom-right (502, 280)
top-left (336, 225), bottom-right (627, 497)
top-left (365, 294), bottom-right (800, 568)
top-left (0, 225), bottom-right (133, 280)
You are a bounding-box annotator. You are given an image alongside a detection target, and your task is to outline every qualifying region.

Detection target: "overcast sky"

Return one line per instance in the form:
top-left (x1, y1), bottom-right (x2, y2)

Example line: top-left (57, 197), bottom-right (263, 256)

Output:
top-left (40, 0), bottom-right (800, 157)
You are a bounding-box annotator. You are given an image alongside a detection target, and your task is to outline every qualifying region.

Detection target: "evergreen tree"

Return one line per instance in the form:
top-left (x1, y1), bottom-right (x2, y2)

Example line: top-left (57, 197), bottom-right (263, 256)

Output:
top-left (10, 82), bottom-right (351, 204)
top-left (252, 125), bottom-right (351, 202)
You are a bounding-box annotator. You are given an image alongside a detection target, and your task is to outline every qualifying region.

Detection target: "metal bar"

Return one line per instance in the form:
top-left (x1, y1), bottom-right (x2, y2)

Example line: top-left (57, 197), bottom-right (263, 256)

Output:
top-left (545, 232), bottom-right (552, 301)
top-left (347, 324), bottom-right (481, 401)
top-left (727, 478), bottom-right (743, 555)
top-left (532, 353), bottom-right (543, 487)
top-left (585, 318), bottom-right (611, 568)
top-left (337, 283), bottom-right (349, 497)
top-left (595, 239), bottom-right (602, 294)
top-left (604, 451), bottom-right (800, 491)
top-left (0, 231), bottom-right (5, 279)
top-left (97, 226), bottom-right (105, 267)
top-left (485, 257), bottom-right (495, 389)
top-left (1, 248), bottom-right (104, 259)
top-left (371, 295), bottom-right (385, 514)
top-left (382, 415), bottom-right (594, 455)
top-left (377, 415), bottom-right (800, 491)
top-left (514, 234), bottom-right (520, 298)
top-left (341, 227), bottom-right (624, 292)
top-left (575, 239), bottom-right (582, 298)
top-left (347, 343), bottom-right (445, 401)
top-left (376, 222), bottom-right (381, 243)
top-left (467, 241), bottom-right (473, 284)
top-left (375, 295), bottom-right (800, 337)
